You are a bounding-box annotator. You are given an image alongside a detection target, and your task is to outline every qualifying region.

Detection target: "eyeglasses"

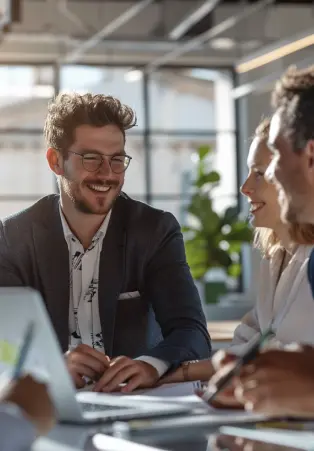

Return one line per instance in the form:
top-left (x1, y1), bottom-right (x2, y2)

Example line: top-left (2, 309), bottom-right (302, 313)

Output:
top-left (68, 151), bottom-right (132, 174)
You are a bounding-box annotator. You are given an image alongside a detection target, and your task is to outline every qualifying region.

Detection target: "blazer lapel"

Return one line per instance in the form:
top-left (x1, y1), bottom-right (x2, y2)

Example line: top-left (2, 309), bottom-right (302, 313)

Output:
top-left (98, 196), bottom-right (127, 357)
top-left (33, 197), bottom-right (70, 352)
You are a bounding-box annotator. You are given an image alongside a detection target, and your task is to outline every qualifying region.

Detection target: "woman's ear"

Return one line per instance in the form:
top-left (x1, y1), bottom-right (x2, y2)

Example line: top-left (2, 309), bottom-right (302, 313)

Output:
top-left (46, 148), bottom-right (63, 175)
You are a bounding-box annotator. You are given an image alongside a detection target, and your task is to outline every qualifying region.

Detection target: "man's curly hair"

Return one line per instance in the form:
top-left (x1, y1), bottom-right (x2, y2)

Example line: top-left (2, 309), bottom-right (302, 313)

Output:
top-left (44, 93), bottom-right (137, 156)
top-left (272, 65), bottom-right (314, 151)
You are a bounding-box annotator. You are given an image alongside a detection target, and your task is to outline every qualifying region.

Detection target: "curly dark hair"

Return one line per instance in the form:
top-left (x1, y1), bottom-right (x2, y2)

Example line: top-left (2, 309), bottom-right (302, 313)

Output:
top-left (44, 93), bottom-right (137, 156)
top-left (271, 65), bottom-right (314, 151)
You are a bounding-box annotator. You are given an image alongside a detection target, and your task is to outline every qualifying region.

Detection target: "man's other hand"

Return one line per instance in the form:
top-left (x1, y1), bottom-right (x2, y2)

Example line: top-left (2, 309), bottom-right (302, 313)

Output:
top-left (94, 356), bottom-right (159, 393)
top-left (65, 344), bottom-right (110, 388)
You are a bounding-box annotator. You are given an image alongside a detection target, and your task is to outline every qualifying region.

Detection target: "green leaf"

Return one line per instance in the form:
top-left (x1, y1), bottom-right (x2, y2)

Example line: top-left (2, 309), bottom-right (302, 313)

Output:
top-left (226, 223), bottom-right (253, 242)
top-left (195, 171), bottom-right (220, 188)
top-left (198, 145), bottom-right (211, 160)
top-left (222, 206), bottom-right (238, 224)
top-left (182, 226), bottom-right (197, 233)
top-left (206, 171), bottom-right (220, 183)
top-left (211, 247), bottom-right (232, 268)
top-left (228, 242), bottom-right (242, 254)
top-left (228, 263), bottom-right (242, 277)
top-left (185, 238), bottom-right (208, 280)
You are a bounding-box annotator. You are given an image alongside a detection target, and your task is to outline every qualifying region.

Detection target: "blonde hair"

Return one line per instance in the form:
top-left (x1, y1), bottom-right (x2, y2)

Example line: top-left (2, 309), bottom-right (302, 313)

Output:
top-left (252, 118), bottom-right (314, 258)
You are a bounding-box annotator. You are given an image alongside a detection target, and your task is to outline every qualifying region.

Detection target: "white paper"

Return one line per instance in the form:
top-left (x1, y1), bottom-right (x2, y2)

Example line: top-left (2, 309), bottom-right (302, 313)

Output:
top-left (93, 433), bottom-right (164, 451)
top-left (77, 382), bottom-right (201, 401)
top-left (118, 381), bottom-right (202, 397)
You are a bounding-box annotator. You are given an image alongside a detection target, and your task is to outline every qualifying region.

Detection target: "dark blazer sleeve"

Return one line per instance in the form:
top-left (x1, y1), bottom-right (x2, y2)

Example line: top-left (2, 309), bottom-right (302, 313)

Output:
top-left (143, 212), bottom-right (211, 368)
top-left (0, 221), bottom-right (24, 286)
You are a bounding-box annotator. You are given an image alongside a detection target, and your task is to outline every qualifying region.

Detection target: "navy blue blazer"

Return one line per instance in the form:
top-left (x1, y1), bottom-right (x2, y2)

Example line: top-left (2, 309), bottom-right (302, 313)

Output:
top-left (0, 194), bottom-right (211, 369)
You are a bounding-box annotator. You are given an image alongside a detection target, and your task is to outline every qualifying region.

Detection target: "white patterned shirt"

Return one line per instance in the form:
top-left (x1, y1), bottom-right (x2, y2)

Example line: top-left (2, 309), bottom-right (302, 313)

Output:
top-left (59, 206), bottom-right (169, 377)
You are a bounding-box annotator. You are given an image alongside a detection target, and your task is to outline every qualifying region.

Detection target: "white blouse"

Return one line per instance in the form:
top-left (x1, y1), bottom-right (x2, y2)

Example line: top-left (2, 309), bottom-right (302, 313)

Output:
top-left (229, 245), bottom-right (314, 355)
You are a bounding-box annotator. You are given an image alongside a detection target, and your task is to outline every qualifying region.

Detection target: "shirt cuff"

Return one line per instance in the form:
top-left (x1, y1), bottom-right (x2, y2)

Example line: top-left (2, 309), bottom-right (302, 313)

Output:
top-left (0, 402), bottom-right (37, 451)
top-left (136, 356), bottom-right (170, 378)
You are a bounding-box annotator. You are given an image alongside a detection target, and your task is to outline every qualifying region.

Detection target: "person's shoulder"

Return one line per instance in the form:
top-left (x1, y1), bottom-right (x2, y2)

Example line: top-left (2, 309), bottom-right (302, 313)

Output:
top-left (0, 195), bottom-right (59, 234)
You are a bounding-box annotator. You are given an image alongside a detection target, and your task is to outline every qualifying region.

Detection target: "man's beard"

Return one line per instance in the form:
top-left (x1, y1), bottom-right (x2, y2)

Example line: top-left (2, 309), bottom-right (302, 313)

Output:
top-left (62, 176), bottom-right (122, 215)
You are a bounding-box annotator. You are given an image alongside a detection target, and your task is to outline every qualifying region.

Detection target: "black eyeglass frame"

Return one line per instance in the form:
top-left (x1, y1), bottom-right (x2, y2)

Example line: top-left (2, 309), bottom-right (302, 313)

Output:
top-left (68, 150), bottom-right (132, 174)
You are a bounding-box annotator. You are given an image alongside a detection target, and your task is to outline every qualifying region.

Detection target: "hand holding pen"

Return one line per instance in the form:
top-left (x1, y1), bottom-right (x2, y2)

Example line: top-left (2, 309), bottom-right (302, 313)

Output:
top-left (197, 329), bottom-right (275, 409)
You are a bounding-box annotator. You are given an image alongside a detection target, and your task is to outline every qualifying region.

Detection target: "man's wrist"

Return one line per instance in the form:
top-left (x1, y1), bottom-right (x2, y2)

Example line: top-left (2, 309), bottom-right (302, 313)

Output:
top-left (180, 360), bottom-right (199, 382)
top-left (136, 356), bottom-right (169, 378)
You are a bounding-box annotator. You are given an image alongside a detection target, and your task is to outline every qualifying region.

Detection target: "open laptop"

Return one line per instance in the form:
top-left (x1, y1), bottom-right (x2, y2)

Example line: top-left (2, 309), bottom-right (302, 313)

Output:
top-left (0, 287), bottom-right (191, 423)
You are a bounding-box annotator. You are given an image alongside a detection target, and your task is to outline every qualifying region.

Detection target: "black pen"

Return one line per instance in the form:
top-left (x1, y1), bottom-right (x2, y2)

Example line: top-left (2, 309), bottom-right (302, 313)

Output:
top-left (199, 327), bottom-right (274, 404)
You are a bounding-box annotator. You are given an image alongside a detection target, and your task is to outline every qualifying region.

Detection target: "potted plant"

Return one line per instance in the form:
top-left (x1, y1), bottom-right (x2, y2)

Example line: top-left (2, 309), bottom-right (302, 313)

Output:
top-left (183, 145), bottom-right (252, 309)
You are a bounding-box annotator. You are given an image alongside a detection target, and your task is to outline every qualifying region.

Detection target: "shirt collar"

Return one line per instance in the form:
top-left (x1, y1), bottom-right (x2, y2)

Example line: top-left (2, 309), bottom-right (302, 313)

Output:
top-left (59, 204), bottom-right (112, 242)
top-left (271, 244), bottom-right (314, 266)
top-left (294, 244), bottom-right (314, 262)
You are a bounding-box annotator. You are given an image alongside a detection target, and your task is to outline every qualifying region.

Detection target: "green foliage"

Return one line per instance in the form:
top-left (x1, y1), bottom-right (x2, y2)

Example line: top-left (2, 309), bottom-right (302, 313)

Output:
top-left (184, 146), bottom-right (252, 280)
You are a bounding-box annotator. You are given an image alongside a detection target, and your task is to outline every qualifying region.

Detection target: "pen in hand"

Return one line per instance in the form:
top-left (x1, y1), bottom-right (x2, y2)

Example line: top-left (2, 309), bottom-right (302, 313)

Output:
top-left (13, 322), bottom-right (35, 381)
top-left (198, 328), bottom-right (274, 405)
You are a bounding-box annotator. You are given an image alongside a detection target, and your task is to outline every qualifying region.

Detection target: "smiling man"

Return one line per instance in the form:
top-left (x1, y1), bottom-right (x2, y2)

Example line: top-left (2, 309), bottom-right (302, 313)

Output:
top-left (266, 69), bottom-right (314, 225)
top-left (0, 93), bottom-right (211, 392)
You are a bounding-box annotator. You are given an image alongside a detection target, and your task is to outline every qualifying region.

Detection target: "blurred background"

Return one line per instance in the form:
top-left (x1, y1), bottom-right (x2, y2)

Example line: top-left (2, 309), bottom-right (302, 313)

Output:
top-left (0, 0), bottom-right (312, 321)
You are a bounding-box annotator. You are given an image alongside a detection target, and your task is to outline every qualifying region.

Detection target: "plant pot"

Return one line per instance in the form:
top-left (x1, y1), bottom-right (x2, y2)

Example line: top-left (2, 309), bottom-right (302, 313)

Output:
top-left (205, 281), bottom-right (227, 304)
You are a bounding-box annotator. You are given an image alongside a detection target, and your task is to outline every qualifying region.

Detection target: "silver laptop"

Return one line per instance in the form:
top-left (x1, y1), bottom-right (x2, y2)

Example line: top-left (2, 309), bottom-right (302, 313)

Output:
top-left (0, 287), bottom-right (191, 423)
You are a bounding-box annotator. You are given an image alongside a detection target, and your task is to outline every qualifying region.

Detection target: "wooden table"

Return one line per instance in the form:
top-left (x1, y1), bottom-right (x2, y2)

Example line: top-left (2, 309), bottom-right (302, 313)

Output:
top-left (207, 320), bottom-right (240, 350)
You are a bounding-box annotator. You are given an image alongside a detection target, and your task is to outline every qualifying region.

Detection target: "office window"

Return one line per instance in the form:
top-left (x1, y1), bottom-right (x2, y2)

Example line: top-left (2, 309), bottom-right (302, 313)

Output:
top-left (60, 66), bottom-right (145, 130)
top-left (0, 65), bottom-right (55, 218)
top-left (148, 69), bottom-right (237, 221)
top-left (0, 65), bottom-right (54, 129)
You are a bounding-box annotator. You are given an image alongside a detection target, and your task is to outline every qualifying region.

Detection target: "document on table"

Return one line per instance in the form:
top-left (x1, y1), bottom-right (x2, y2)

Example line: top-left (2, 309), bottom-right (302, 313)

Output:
top-left (77, 381), bottom-right (202, 404)
top-left (77, 381), bottom-right (201, 395)
top-left (220, 426), bottom-right (314, 450)
top-left (77, 382), bottom-right (267, 426)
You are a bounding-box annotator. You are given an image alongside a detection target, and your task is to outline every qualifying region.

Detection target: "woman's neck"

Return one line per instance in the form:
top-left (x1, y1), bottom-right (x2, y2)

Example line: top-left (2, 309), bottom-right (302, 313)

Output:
top-left (274, 225), bottom-right (295, 254)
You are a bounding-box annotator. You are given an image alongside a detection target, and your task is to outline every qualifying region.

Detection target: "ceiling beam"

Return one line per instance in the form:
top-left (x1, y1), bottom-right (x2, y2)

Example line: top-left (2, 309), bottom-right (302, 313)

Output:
top-left (236, 27), bottom-right (314, 73)
top-left (144, 0), bottom-right (275, 73)
top-left (232, 55), bottom-right (314, 98)
top-left (58, 0), bottom-right (154, 64)
top-left (168, 0), bottom-right (222, 40)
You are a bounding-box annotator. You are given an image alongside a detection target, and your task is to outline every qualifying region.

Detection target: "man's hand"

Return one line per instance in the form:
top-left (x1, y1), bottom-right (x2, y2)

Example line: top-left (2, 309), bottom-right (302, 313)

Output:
top-left (235, 346), bottom-right (314, 417)
top-left (0, 375), bottom-right (56, 436)
top-left (65, 344), bottom-right (110, 388)
top-left (94, 356), bottom-right (159, 393)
